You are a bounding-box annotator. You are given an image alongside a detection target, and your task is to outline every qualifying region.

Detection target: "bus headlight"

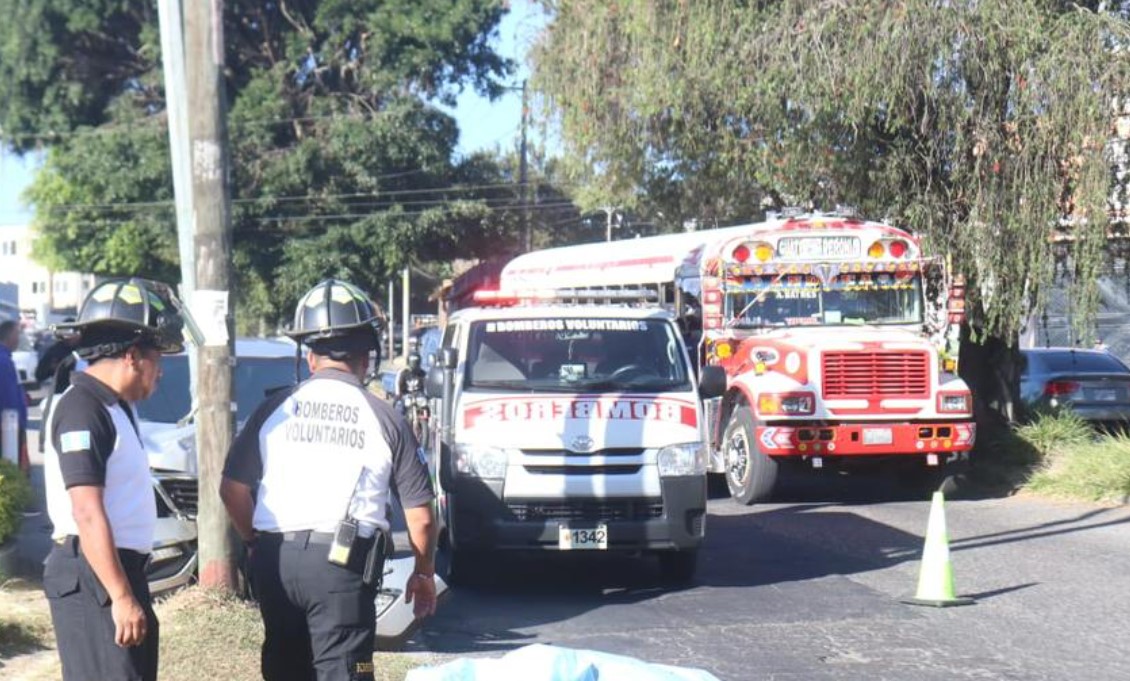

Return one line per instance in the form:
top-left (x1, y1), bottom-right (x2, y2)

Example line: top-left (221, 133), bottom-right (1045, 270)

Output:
top-left (657, 443), bottom-right (706, 477)
top-left (452, 444), bottom-right (509, 479)
top-left (938, 392), bottom-right (972, 414)
top-left (757, 392), bottom-right (815, 416)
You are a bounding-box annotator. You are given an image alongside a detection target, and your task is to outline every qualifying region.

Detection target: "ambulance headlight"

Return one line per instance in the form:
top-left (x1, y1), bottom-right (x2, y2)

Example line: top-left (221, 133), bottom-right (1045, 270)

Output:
top-left (452, 443), bottom-right (509, 479)
top-left (657, 443), bottom-right (706, 477)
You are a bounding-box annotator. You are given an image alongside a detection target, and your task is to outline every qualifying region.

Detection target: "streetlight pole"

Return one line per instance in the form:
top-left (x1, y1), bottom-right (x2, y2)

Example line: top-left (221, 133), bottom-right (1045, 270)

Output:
top-left (601, 206), bottom-right (619, 242)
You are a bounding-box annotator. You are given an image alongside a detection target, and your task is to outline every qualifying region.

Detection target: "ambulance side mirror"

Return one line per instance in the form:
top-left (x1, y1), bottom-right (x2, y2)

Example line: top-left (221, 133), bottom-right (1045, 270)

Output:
top-left (698, 365), bottom-right (726, 399)
top-left (424, 348), bottom-right (459, 399)
top-left (424, 367), bottom-right (444, 399)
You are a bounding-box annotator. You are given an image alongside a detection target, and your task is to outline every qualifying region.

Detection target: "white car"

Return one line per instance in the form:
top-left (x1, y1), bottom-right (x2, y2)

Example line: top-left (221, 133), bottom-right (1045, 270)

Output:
top-left (137, 337), bottom-right (446, 643)
top-left (139, 337), bottom-right (306, 594)
top-left (12, 331), bottom-right (39, 388)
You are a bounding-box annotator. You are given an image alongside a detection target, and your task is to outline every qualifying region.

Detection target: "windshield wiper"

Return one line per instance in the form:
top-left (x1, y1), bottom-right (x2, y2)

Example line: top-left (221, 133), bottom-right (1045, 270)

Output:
top-left (468, 380), bottom-right (538, 392)
top-left (727, 270), bottom-right (789, 329)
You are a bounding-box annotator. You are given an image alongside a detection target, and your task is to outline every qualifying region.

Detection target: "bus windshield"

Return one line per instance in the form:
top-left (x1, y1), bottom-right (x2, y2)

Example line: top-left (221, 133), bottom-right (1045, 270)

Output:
top-left (726, 273), bottom-right (923, 328)
top-left (464, 318), bottom-right (692, 393)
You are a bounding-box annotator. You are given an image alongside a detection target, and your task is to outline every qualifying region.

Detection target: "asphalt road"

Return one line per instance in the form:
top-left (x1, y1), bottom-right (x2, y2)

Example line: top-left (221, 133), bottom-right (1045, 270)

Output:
top-left (18, 388), bottom-right (1130, 680)
top-left (409, 469), bottom-right (1130, 680)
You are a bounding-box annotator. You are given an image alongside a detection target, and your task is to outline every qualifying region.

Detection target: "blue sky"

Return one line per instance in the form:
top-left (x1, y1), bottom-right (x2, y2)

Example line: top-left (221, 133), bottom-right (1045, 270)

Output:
top-left (0, 0), bottom-right (546, 227)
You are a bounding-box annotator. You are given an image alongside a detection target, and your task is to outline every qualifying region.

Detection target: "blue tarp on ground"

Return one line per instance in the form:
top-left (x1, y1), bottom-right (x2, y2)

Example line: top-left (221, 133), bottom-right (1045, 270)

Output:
top-left (405, 644), bottom-right (722, 681)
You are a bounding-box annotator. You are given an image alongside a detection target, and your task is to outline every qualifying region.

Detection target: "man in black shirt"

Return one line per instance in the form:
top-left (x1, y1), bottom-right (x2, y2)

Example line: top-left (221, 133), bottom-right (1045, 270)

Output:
top-left (42, 279), bottom-right (187, 681)
top-left (221, 279), bottom-right (437, 681)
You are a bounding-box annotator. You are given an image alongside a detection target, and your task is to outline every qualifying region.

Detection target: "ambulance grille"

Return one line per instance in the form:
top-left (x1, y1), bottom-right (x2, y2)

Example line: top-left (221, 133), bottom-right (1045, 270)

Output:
top-left (523, 464), bottom-right (642, 475)
top-left (822, 350), bottom-right (929, 399)
top-left (507, 500), bottom-right (664, 522)
top-left (520, 448), bottom-right (646, 457)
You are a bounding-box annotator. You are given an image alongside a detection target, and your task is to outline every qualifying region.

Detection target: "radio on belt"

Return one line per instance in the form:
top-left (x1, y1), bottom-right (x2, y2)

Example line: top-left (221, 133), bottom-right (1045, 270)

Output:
top-left (328, 517), bottom-right (359, 566)
top-left (329, 470), bottom-right (366, 567)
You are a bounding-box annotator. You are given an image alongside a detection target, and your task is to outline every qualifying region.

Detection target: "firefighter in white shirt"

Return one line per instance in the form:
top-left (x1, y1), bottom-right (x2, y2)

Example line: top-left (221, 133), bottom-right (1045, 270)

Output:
top-left (42, 278), bottom-right (188, 681)
top-left (221, 279), bottom-right (437, 681)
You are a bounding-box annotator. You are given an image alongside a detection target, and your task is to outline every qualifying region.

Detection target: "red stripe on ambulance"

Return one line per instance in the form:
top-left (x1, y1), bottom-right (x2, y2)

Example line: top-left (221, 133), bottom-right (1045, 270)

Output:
top-left (463, 398), bottom-right (697, 429)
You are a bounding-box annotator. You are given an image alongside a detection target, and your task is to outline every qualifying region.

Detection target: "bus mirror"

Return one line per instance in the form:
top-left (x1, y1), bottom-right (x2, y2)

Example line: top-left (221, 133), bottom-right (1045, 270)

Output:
top-left (441, 347), bottom-right (458, 369)
top-left (698, 366), bottom-right (727, 399)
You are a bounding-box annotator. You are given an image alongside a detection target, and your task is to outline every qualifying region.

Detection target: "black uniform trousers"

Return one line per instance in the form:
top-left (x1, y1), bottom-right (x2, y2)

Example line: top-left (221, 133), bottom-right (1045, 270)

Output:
top-left (252, 531), bottom-right (378, 681)
top-left (43, 536), bottom-right (159, 681)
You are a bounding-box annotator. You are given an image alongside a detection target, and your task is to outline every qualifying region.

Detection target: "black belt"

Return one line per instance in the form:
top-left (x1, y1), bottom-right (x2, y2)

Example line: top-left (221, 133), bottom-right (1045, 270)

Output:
top-left (52, 535), bottom-right (150, 568)
top-left (261, 530), bottom-right (376, 546)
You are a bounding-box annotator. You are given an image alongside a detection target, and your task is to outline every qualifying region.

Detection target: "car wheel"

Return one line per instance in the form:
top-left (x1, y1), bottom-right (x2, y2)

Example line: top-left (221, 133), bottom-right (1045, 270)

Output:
top-left (438, 545), bottom-right (484, 587)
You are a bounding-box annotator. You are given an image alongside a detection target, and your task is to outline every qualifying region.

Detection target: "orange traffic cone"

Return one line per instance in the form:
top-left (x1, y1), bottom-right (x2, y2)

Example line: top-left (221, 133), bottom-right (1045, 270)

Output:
top-left (902, 491), bottom-right (974, 607)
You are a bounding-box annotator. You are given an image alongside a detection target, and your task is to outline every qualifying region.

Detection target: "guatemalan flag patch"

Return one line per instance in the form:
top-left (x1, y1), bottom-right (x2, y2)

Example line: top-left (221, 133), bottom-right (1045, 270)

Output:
top-left (60, 431), bottom-right (92, 453)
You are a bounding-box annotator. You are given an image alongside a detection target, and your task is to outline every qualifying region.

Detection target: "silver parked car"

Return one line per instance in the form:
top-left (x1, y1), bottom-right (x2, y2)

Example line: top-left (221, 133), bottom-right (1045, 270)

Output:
top-left (1019, 348), bottom-right (1130, 427)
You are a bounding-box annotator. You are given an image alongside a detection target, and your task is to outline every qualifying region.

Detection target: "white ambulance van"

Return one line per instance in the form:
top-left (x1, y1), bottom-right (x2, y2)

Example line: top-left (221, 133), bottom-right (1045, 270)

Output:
top-left (426, 298), bottom-right (725, 584)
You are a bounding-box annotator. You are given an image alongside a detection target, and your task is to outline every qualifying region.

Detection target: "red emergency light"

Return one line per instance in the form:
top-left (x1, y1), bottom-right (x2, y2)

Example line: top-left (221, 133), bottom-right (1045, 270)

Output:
top-left (472, 289), bottom-right (520, 306)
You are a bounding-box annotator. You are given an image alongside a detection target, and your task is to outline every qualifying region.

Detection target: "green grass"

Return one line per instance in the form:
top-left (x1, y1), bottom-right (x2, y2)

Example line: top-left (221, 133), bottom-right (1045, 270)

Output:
top-left (1014, 410), bottom-right (1093, 459)
top-left (970, 411), bottom-right (1130, 504)
top-left (0, 460), bottom-right (33, 546)
top-left (1027, 434), bottom-right (1130, 503)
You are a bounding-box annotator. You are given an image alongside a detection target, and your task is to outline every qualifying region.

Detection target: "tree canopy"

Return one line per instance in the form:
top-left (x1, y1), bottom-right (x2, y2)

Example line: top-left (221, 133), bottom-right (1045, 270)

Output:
top-left (1, 0), bottom-right (577, 329)
top-left (532, 0), bottom-right (1130, 342)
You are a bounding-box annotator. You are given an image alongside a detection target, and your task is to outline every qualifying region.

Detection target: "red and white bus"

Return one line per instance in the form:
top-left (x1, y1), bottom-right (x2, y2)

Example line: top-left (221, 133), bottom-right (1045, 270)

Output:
top-left (500, 210), bottom-right (973, 502)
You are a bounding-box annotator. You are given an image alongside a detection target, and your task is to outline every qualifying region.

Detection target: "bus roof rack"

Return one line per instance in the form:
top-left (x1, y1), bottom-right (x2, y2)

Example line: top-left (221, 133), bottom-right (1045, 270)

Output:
top-left (766, 206), bottom-right (808, 220)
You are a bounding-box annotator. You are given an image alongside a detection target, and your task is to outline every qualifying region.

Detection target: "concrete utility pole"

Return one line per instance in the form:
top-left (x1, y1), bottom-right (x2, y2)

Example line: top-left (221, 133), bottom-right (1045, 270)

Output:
top-left (185, 0), bottom-right (236, 591)
top-left (387, 279), bottom-right (395, 362)
top-left (157, 0), bottom-right (195, 298)
top-left (401, 267), bottom-right (410, 363)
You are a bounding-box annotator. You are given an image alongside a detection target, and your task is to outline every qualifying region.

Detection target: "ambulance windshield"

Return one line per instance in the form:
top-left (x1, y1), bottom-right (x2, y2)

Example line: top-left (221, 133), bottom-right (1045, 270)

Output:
top-left (726, 273), bottom-right (923, 328)
top-left (464, 318), bottom-right (692, 392)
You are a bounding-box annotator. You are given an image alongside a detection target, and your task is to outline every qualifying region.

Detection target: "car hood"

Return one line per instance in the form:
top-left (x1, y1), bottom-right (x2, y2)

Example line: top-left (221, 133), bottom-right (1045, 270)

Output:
top-left (140, 420), bottom-right (197, 475)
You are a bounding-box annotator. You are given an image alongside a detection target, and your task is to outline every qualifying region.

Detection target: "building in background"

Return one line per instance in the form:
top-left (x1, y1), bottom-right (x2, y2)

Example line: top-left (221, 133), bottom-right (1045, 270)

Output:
top-left (0, 223), bottom-right (97, 329)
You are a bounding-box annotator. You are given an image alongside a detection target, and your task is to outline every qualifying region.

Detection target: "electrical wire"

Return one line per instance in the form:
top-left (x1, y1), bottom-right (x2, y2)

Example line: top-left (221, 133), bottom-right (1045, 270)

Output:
top-left (34, 179), bottom-right (573, 214)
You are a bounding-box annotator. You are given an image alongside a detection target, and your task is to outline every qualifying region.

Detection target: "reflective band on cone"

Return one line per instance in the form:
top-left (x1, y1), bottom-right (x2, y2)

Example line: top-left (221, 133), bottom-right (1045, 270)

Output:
top-left (902, 491), bottom-right (974, 607)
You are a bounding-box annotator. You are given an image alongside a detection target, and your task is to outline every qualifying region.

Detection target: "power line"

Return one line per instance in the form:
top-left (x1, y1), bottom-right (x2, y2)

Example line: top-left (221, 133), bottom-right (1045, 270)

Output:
top-left (2, 107), bottom-right (526, 144)
top-left (35, 179), bottom-right (576, 214)
top-left (30, 200), bottom-right (581, 234)
top-left (218, 201), bottom-right (582, 229)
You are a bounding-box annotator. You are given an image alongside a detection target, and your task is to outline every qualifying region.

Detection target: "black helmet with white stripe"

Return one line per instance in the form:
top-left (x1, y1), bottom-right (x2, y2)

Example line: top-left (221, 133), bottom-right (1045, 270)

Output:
top-left (287, 279), bottom-right (382, 360)
top-left (57, 278), bottom-right (187, 359)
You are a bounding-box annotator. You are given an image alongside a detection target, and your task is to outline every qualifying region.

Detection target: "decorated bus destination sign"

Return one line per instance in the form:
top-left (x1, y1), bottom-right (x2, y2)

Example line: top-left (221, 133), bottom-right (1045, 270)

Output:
top-left (776, 236), bottom-right (860, 260)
